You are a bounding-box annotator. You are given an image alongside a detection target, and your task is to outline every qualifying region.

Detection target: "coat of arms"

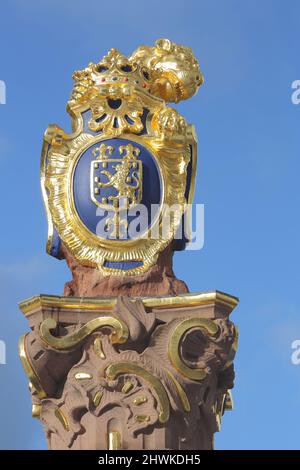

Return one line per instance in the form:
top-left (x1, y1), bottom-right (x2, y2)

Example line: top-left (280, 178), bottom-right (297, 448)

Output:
top-left (91, 143), bottom-right (142, 211)
top-left (41, 38), bottom-right (203, 274)
top-left (90, 142), bottom-right (143, 239)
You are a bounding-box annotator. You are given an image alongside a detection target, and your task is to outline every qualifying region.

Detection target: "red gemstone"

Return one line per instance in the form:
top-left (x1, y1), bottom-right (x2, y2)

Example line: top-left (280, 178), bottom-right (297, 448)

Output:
top-left (123, 77), bottom-right (129, 82)
top-left (142, 83), bottom-right (147, 88)
top-left (101, 77), bottom-right (106, 82)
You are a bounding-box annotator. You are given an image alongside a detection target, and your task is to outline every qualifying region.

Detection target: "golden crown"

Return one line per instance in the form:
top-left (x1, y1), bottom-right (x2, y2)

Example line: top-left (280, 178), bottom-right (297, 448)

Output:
top-left (69, 38), bottom-right (203, 107)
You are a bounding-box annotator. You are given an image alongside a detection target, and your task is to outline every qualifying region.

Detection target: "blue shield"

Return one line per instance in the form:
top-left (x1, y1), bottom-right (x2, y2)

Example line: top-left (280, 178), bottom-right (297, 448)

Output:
top-left (72, 138), bottom-right (162, 241)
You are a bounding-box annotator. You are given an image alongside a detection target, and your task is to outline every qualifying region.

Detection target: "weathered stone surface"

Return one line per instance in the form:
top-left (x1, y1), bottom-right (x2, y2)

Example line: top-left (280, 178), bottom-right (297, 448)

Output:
top-left (61, 243), bottom-right (189, 298)
top-left (20, 295), bottom-right (237, 450)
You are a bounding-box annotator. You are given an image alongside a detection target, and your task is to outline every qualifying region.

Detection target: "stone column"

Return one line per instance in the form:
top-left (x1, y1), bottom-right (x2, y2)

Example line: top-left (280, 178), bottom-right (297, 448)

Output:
top-left (19, 291), bottom-right (238, 450)
top-left (18, 38), bottom-right (239, 451)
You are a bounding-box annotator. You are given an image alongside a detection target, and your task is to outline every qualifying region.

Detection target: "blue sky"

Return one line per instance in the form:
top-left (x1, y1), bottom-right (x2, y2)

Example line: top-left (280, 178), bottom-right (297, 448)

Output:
top-left (0, 0), bottom-right (300, 449)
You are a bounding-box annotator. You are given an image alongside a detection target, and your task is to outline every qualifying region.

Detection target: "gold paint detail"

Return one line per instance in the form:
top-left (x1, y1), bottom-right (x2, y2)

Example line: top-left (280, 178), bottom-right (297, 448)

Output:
top-left (214, 390), bottom-right (234, 432)
top-left (215, 409), bottom-right (221, 432)
top-left (133, 396), bottom-right (148, 406)
top-left (90, 143), bottom-right (143, 215)
top-left (224, 390), bottom-right (233, 412)
top-left (222, 325), bottom-right (239, 370)
top-left (164, 369), bottom-right (190, 412)
top-left (39, 316), bottom-right (129, 350)
top-left (18, 334), bottom-right (47, 399)
top-left (93, 390), bottom-right (103, 407)
top-left (108, 431), bottom-right (121, 450)
top-left (19, 290), bottom-right (239, 316)
top-left (168, 318), bottom-right (219, 381)
top-left (135, 415), bottom-right (150, 423)
top-left (32, 404), bottom-right (42, 419)
top-left (105, 362), bottom-right (170, 423)
top-left (74, 372), bottom-right (93, 380)
top-left (55, 408), bottom-right (70, 431)
top-left (93, 337), bottom-right (106, 359)
top-left (121, 381), bottom-right (134, 394)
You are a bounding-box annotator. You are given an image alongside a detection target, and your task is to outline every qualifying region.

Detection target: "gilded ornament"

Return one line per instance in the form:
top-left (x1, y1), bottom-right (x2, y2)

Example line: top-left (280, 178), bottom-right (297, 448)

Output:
top-left (41, 39), bottom-right (203, 275)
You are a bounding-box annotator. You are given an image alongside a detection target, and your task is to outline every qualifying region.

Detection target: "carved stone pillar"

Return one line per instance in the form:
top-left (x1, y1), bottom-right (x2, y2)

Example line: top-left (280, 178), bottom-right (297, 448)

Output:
top-left (18, 38), bottom-right (239, 450)
top-left (19, 292), bottom-right (238, 450)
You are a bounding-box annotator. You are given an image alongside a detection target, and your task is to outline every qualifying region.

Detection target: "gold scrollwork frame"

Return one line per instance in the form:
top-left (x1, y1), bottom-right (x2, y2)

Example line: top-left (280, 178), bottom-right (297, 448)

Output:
top-left (41, 94), bottom-right (196, 275)
top-left (105, 361), bottom-right (170, 423)
top-left (39, 316), bottom-right (129, 350)
top-left (18, 334), bottom-right (47, 399)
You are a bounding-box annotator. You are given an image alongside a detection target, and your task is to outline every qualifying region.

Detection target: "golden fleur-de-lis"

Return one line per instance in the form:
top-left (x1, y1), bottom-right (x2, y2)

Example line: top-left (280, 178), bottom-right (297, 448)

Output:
top-left (119, 143), bottom-right (140, 161)
top-left (92, 143), bottom-right (114, 160)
